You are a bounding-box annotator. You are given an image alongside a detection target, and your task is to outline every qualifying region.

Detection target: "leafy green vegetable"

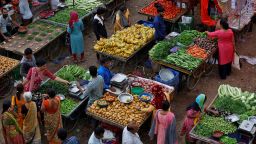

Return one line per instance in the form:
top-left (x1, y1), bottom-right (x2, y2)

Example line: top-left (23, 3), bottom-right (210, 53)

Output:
top-left (164, 48), bottom-right (202, 71)
top-left (40, 32), bottom-right (47, 37)
top-left (37, 81), bottom-right (68, 96)
top-left (213, 96), bottom-right (248, 114)
top-left (27, 36), bottom-right (34, 40)
top-left (194, 115), bottom-right (236, 137)
top-left (149, 40), bottom-right (176, 60)
top-left (32, 31), bottom-right (39, 35)
top-left (220, 136), bottom-right (237, 144)
top-left (35, 37), bottom-right (42, 42)
top-left (61, 98), bottom-right (78, 115)
top-left (56, 65), bottom-right (91, 81)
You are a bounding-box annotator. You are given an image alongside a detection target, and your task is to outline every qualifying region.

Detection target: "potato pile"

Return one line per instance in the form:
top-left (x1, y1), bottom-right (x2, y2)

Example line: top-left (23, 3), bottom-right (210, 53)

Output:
top-left (0, 56), bottom-right (19, 75)
top-left (88, 96), bottom-right (150, 126)
top-left (94, 24), bottom-right (154, 58)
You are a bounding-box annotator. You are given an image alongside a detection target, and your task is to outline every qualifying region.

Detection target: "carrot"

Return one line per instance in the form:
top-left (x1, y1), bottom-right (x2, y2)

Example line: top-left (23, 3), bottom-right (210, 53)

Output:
top-left (186, 45), bottom-right (208, 60)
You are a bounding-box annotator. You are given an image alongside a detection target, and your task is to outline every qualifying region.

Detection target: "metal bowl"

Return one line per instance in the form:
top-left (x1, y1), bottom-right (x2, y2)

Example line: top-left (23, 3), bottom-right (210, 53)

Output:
top-left (57, 94), bottom-right (65, 101)
top-left (139, 92), bottom-right (152, 103)
top-left (118, 93), bottom-right (133, 104)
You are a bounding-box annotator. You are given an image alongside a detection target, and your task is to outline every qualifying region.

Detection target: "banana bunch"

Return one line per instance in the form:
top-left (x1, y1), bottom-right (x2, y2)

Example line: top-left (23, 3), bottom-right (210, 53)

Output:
top-left (94, 24), bottom-right (154, 58)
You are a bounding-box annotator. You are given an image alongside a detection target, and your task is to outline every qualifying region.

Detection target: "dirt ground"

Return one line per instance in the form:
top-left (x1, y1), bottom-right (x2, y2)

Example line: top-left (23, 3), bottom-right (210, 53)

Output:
top-left (0, 0), bottom-right (256, 143)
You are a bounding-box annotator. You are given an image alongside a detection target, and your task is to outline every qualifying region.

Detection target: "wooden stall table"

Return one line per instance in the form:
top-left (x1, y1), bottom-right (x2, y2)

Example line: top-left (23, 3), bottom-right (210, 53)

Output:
top-left (153, 46), bottom-right (217, 90)
top-left (0, 55), bottom-right (19, 98)
top-left (87, 75), bottom-right (175, 129)
top-left (0, 20), bottom-right (66, 59)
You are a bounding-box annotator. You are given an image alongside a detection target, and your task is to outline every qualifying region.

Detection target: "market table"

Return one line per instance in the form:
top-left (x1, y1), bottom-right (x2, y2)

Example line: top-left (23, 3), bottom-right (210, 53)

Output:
top-left (0, 55), bottom-right (19, 98)
top-left (87, 75), bottom-right (175, 129)
top-left (94, 24), bottom-right (155, 72)
top-left (190, 85), bottom-right (256, 144)
top-left (150, 31), bottom-right (217, 90)
top-left (0, 20), bottom-right (66, 56)
top-left (138, 0), bottom-right (187, 23)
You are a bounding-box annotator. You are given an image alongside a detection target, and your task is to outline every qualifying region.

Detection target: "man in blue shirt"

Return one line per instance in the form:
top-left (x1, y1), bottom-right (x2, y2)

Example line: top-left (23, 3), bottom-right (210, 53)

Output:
top-left (98, 58), bottom-right (115, 91)
top-left (153, 4), bottom-right (166, 41)
top-left (58, 128), bottom-right (80, 144)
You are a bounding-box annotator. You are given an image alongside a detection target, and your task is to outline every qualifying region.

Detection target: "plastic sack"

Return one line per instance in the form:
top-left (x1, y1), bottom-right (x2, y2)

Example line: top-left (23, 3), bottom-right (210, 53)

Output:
top-left (154, 68), bottom-right (179, 89)
top-left (232, 52), bottom-right (241, 70)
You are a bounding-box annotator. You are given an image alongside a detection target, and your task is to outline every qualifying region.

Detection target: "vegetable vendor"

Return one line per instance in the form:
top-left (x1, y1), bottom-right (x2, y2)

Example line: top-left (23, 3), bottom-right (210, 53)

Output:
top-left (97, 57), bottom-right (115, 92)
top-left (0, 8), bottom-right (20, 41)
top-left (20, 48), bottom-right (36, 78)
top-left (139, 85), bottom-right (170, 116)
top-left (153, 4), bottom-right (166, 41)
top-left (22, 59), bottom-right (69, 92)
top-left (113, 5), bottom-right (130, 33)
top-left (81, 66), bottom-right (104, 107)
top-left (206, 18), bottom-right (235, 79)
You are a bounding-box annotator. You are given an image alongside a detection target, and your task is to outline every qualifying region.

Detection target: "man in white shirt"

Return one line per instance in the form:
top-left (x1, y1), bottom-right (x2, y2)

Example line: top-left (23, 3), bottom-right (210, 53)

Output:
top-left (0, 8), bottom-right (19, 41)
top-left (88, 126), bottom-right (104, 144)
top-left (122, 122), bottom-right (143, 144)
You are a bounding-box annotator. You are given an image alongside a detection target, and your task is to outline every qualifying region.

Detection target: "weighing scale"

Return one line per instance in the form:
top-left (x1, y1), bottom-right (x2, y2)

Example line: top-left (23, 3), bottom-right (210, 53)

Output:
top-left (68, 80), bottom-right (89, 100)
top-left (110, 73), bottom-right (128, 90)
top-left (238, 120), bottom-right (256, 143)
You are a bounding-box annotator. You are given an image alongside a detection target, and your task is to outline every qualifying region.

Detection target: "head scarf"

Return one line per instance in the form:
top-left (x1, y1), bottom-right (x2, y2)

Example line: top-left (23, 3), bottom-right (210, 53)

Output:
top-left (195, 94), bottom-right (206, 111)
top-left (2, 100), bottom-right (11, 113)
top-left (151, 84), bottom-right (165, 109)
top-left (69, 11), bottom-right (79, 29)
top-left (24, 92), bottom-right (32, 102)
top-left (186, 102), bottom-right (200, 112)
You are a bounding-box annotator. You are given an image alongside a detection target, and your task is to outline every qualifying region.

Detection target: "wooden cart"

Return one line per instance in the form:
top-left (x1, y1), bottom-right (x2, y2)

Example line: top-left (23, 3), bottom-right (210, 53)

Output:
top-left (153, 47), bottom-right (217, 90)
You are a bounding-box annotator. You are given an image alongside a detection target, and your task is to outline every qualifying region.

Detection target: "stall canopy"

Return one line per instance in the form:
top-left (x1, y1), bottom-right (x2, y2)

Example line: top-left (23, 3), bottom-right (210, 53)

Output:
top-left (200, 0), bottom-right (222, 26)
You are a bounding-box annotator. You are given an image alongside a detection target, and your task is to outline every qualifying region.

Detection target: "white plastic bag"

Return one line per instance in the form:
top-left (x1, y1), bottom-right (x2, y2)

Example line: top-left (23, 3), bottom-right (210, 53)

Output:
top-left (232, 52), bottom-right (241, 70)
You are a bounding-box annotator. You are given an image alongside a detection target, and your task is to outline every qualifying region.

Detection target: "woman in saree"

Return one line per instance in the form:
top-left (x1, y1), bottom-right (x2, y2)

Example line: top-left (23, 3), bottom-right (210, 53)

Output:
top-left (2, 100), bottom-right (24, 144)
top-left (139, 85), bottom-right (170, 118)
top-left (22, 59), bottom-right (69, 92)
top-left (41, 88), bottom-right (62, 144)
top-left (149, 100), bottom-right (177, 144)
top-left (11, 83), bottom-right (26, 129)
top-left (22, 92), bottom-right (41, 144)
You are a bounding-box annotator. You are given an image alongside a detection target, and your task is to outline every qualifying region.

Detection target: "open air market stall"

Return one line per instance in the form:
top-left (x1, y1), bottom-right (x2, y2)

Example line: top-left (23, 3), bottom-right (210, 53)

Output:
top-left (149, 30), bottom-right (217, 89)
top-left (0, 56), bottom-right (19, 98)
top-left (94, 24), bottom-right (155, 72)
top-left (190, 84), bottom-right (256, 143)
top-left (87, 75), bottom-right (175, 129)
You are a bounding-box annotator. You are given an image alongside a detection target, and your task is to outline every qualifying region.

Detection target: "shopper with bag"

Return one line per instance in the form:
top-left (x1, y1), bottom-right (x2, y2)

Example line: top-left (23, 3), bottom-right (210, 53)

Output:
top-left (206, 18), bottom-right (235, 79)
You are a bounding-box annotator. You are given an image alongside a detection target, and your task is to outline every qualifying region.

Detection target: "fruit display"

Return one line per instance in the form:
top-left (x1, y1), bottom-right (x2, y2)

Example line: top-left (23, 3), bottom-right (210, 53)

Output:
top-left (56, 65), bottom-right (91, 81)
top-left (88, 95), bottom-right (150, 126)
top-left (61, 98), bottom-right (79, 115)
top-left (164, 48), bottom-right (203, 71)
top-left (139, 0), bottom-right (182, 20)
top-left (187, 45), bottom-right (208, 60)
top-left (194, 115), bottom-right (237, 137)
top-left (218, 84), bottom-right (256, 110)
top-left (0, 21), bottom-right (65, 54)
top-left (94, 24), bottom-right (154, 58)
top-left (0, 56), bottom-right (19, 76)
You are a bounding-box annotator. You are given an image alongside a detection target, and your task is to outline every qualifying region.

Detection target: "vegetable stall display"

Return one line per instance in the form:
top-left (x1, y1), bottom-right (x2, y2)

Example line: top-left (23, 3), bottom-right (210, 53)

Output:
top-left (0, 21), bottom-right (65, 55)
top-left (190, 85), bottom-right (256, 143)
top-left (37, 65), bottom-right (90, 117)
top-left (46, 0), bottom-right (112, 24)
top-left (87, 75), bottom-right (174, 129)
top-left (94, 24), bottom-right (155, 72)
top-left (149, 30), bottom-right (217, 89)
top-left (0, 56), bottom-right (19, 77)
top-left (138, 0), bottom-right (186, 22)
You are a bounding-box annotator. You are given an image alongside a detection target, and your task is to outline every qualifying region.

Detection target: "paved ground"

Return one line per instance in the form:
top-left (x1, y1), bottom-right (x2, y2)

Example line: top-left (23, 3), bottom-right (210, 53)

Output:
top-left (0, 0), bottom-right (256, 143)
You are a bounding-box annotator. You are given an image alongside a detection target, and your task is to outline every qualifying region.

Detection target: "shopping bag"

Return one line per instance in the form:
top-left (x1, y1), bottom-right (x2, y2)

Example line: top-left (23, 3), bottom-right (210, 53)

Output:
top-left (232, 52), bottom-right (241, 70)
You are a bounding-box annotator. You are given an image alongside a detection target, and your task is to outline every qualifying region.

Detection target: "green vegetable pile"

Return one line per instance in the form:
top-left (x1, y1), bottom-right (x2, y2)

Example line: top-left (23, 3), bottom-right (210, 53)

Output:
top-left (194, 115), bottom-right (236, 137)
top-left (37, 81), bottom-right (68, 96)
top-left (164, 48), bottom-right (202, 71)
top-left (176, 30), bottom-right (206, 46)
top-left (213, 96), bottom-right (248, 114)
top-left (61, 98), bottom-right (78, 115)
top-left (56, 65), bottom-right (91, 81)
top-left (48, 0), bottom-right (108, 24)
top-left (220, 136), bottom-right (237, 144)
top-left (239, 110), bottom-right (256, 123)
top-left (218, 84), bottom-right (256, 110)
top-left (149, 40), bottom-right (175, 60)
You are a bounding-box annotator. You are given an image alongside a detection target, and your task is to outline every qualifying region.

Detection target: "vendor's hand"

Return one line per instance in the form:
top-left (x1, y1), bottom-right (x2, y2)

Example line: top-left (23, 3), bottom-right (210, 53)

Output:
top-left (110, 87), bottom-right (116, 92)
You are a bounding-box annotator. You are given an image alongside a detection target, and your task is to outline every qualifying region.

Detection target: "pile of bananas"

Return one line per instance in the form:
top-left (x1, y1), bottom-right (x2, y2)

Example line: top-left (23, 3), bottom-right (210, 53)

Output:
top-left (94, 24), bottom-right (154, 58)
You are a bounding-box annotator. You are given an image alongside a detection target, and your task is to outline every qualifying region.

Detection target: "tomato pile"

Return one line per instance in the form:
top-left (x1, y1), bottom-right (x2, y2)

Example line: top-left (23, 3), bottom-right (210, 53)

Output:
top-left (140, 0), bottom-right (182, 20)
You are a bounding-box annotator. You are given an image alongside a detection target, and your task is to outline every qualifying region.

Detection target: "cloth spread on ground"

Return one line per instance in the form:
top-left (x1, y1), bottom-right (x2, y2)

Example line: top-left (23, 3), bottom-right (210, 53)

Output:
top-left (240, 55), bottom-right (256, 65)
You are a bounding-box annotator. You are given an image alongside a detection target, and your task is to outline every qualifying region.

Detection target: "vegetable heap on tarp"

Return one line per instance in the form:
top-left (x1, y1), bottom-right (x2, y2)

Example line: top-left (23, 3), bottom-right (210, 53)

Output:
top-left (56, 65), bottom-right (91, 81)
